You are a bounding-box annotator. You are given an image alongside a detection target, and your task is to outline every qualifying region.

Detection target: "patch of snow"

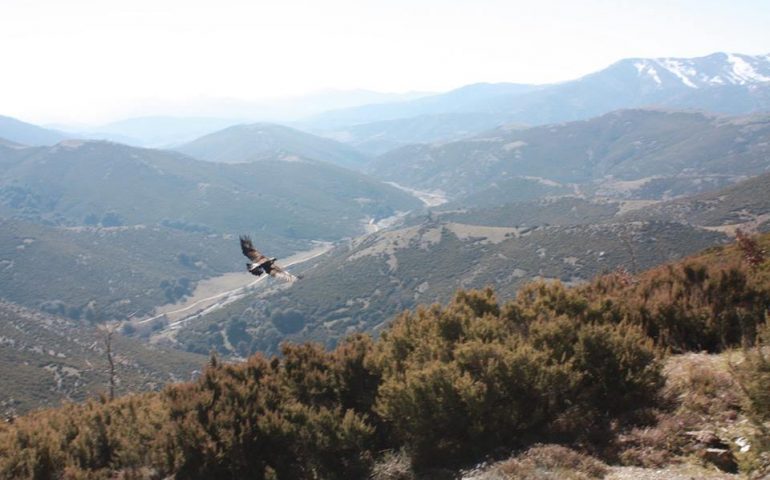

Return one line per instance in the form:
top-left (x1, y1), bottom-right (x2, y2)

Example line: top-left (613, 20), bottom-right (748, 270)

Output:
top-left (726, 53), bottom-right (770, 83)
top-left (635, 61), bottom-right (662, 85)
top-left (646, 66), bottom-right (662, 85)
top-left (658, 59), bottom-right (698, 88)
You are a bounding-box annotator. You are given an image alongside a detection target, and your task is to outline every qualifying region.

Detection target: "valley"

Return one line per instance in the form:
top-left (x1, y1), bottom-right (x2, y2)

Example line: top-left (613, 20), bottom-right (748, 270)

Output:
top-left (138, 241), bottom-right (334, 339)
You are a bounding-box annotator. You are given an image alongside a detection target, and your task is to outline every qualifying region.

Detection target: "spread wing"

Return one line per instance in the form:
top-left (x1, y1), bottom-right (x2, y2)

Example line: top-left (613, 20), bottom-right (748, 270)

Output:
top-left (240, 235), bottom-right (267, 263)
top-left (269, 264), bottom-right (299, 283)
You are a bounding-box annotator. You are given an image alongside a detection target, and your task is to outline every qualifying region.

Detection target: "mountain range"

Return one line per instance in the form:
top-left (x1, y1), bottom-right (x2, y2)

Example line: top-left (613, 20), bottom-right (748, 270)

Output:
top-left (0, 115), bottom-right (68, 146)
top-left (371, 109), bottom-right (770, 207)
top-left (0, 139), bottom-right (418, 320)
top-left (306, 52), bottom-right (770, 153)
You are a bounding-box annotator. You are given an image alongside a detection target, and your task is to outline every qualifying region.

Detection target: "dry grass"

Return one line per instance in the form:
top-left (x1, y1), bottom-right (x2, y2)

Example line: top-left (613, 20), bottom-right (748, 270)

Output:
top-left (466, 445), bottom-right (608, 480)
top-left (617, 352), bottom-right (760, 472)
top-left (370, 450), bottom-right (416, 480)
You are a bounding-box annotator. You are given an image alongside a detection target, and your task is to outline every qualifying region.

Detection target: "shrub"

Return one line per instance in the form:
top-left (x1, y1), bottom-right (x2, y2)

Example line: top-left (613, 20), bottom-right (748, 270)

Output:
top-left (373, 289), bottom-right (662, 469)
top-left (476, 444), bottom-right (608, 480)
top-left (370, 450), bottom-right (415, 480)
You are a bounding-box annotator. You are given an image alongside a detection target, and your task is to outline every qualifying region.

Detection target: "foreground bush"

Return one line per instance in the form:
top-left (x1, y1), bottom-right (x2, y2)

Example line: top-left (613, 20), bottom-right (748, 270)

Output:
top-left (372, 289), bottom-right (662, 468)
top-left (0, 395), bottom-right (167, 480)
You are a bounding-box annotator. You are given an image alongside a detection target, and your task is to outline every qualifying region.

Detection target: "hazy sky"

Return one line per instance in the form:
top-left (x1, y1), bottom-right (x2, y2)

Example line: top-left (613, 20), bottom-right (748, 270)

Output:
top-left (2, 0), bottom-right (769, 124)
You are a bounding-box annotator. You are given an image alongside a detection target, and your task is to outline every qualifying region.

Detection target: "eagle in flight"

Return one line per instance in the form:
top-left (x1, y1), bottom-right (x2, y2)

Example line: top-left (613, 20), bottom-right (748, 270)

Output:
top-left (239, 235), bottom-right (299, 283)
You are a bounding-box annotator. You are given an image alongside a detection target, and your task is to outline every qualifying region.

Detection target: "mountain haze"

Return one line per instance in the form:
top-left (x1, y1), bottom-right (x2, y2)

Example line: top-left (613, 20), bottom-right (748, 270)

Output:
top-left (72, 116), bottom-right (242, 148)
top-left (0, 115), bottom-right (69, 146)
top-left (307, 52), bottom-right (770, 152)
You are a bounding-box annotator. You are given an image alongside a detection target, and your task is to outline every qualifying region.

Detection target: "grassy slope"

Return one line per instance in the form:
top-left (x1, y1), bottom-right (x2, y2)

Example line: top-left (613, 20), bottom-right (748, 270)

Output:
top-left (0, 141), bottom-right (419, 240)
top-left (0, 218), bottom-right (257, 320)
top-left (0, 300), bottom-right (206, 416)
top-left (622, 171), bottom-right (770, 228)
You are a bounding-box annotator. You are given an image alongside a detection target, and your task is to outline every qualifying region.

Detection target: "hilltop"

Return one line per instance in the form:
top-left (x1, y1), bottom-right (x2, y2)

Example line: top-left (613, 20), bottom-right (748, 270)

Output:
top-left (0, 140), bottom-right (419, 321)
top-left (176, 122), bottom-right (370, 169)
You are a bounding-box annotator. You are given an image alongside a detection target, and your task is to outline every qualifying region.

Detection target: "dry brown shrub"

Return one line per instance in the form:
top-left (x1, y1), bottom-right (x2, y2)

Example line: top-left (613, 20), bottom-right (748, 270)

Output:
top-left (370, 450), bottom-right (416, 480)
top-left (480, 444), bottom-right (608, 480)
top-left (664, 353), bottom-right (742, 420)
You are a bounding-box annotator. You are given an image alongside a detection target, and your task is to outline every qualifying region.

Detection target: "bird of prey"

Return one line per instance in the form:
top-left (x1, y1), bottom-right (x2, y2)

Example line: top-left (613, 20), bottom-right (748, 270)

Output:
top-left (239, 235), bottom-right (298, 283)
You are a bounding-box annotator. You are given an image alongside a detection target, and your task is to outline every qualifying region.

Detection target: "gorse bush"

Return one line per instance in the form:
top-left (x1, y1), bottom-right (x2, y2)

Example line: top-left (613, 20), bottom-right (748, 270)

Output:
top-left (578, 235), bottom-right (770, 352)
top-left (372, 288), bottom-right (661, 468)
top-left (162, 342), bottom-right (377, 480)
top-left (0, 394), bottom-right (168, 480)
top-left (0, 234), bottom-right (767, 479)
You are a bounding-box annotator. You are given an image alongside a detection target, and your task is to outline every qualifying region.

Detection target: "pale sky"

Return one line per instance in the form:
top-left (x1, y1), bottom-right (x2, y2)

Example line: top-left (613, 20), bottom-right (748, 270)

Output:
top-left (2, 0), bottom-right (769, 124)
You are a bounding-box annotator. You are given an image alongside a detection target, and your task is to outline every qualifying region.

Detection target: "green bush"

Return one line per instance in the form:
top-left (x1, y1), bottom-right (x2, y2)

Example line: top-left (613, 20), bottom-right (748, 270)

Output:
top-left (372, 289), bottom-right (662, 469)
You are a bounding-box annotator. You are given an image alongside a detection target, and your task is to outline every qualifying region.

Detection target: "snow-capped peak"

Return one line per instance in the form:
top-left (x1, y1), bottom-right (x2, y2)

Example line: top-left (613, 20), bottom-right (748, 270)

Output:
top-left (631, 52), bottom-right (770, 89)
top-left (725, 53), bottom-right (770, 84)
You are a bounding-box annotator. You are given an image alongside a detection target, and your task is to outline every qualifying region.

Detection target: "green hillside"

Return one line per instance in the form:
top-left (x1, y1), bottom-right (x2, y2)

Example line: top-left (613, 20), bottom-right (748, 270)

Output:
top-left (176, 122), bottom-right (370, 169)
top-left (0, 140), bottom-right (420, 240)
top-left (0, 218), bottom-right (250, 320)
top-left (622, 171), bottom-right (770, 230)
top-left (0, 300), bottom-right (205, 416)
top-left (370, 110), bottom-right (770, 206)
top-left (437, 196), bottom-right (620, 227)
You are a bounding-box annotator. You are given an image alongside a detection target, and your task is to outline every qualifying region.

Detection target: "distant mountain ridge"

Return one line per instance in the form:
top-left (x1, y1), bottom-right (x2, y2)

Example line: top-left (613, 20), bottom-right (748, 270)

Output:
top-left (0, 140), bottom-right (418, 239)
top-left (70, 116), bottom-right (243, 148)
top-left (307, 52), bottom-right (770, 153)
top-left (0, 115), bottom-right (69, 146)
top-left (627, 52), bottom-right (770, 89)
top-left (370, 109), bottom-right (770, 206)
top-left (176, 122), bottom-right (370, 168)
